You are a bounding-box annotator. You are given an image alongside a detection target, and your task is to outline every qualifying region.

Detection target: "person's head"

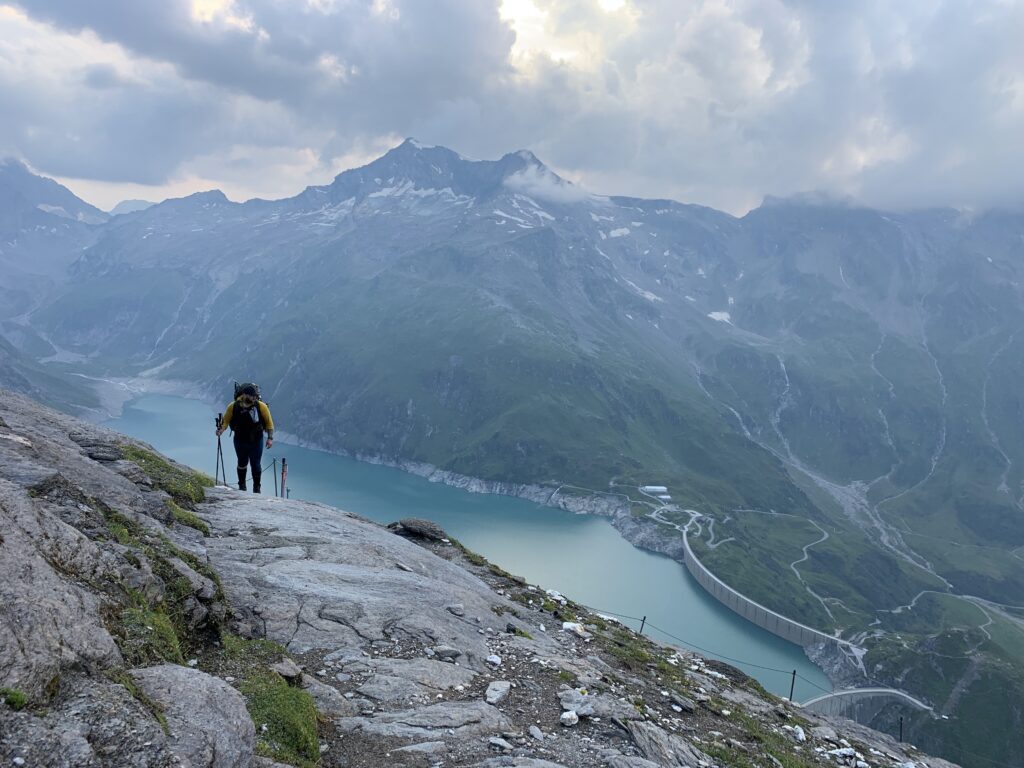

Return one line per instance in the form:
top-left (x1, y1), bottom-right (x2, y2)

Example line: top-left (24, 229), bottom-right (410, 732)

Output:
top-left (238, 385), bottom-right (257, 405)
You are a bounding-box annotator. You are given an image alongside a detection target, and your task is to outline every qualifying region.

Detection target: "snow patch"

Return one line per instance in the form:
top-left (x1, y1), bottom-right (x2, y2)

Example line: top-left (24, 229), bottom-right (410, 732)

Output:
top-left (608, 227), bottom-right (630, 238)
top-left (624, 279), bottom-right (663, 303)
top-left (36, 203), bottom-right (70, 218)
top-left (708, 311), bottom-right (732, 323)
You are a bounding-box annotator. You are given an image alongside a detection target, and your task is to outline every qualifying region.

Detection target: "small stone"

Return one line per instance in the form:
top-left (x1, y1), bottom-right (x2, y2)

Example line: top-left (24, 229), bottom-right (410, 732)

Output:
top-left (529, 725), bottom-right (544, 741)
top-left (269, 658), bottom-right (302, 679)
top-left (486, 654), bottom-right (502, 666)
top-left (792, 725), bottom-right (806, 743)
top-left (432, 646), bottom-right (462, 661)
top-left (14, 759), bottom-right (26, 767)
top-left (489, 736), bottom-right (514, 751)
top-left (486, 681), bottom-right (512, 705)
top-left (447, 604), bottom-right (465, 617)
top-left (187, 658), bottom-right (198, 667)
top-left (560, 711), bottom-right (579, 727)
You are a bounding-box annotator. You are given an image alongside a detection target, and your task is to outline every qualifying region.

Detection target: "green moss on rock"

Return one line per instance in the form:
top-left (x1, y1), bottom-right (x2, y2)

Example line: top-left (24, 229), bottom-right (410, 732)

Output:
top-left (120, 444), bottom-right (212, 505)
top-left (167, 499), bottom-right (210, 536)
top-left (0, 687), bottom-right (27, 711)
top-left (240, 671), bottom-right (319, 767)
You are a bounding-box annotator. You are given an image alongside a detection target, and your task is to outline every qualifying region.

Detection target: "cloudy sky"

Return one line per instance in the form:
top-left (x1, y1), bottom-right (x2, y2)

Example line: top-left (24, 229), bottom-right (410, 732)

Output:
top-left (2, 0), bottom-right (1022, 213)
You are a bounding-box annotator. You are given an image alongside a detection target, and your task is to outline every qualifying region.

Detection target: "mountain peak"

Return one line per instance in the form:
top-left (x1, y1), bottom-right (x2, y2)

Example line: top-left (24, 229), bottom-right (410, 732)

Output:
top-left (0, 157), bottom-right (108, 225)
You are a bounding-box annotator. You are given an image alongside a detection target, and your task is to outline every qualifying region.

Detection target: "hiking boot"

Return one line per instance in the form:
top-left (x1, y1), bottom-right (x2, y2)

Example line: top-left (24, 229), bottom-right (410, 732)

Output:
top-left (252, 471), bottom-right (262, 494)
top-left (237, 467), bottom-right (247, 491)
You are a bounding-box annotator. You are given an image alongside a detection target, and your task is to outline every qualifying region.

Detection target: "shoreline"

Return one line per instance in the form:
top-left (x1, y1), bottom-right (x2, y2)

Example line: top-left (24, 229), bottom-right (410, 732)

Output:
top-left (94, 376), bottom-right (841, 688)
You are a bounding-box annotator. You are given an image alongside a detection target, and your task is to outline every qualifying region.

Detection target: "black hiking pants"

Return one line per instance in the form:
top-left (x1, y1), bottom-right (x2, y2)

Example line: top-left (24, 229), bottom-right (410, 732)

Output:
top-left (233, 434), bottom-right (264, 492)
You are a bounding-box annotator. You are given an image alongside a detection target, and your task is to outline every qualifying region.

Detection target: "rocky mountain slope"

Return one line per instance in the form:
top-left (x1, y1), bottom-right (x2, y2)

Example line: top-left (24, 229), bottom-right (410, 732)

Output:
top-left (3, 143), bottom-right (1024, 765)
top-left (0, 388), bottom-right (959, 768)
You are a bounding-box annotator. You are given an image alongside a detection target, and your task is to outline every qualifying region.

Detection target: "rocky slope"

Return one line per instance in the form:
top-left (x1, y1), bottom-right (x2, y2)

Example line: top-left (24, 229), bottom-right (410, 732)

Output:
top-left (0, 388), bottom-right (959, 768)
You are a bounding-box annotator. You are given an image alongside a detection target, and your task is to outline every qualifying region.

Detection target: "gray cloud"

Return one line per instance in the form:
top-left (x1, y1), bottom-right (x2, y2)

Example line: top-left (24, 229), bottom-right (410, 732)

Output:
top-left (3, 0), bottom-right (1023, 212)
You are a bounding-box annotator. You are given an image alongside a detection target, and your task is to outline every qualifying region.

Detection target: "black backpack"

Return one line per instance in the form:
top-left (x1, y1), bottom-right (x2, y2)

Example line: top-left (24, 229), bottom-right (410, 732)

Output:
top-left (234, 381), bottom-right (262, 401)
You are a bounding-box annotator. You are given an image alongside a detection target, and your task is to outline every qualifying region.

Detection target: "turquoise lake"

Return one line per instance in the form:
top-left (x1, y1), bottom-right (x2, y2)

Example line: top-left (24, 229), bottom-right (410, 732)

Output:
top-left (105, 393), bottom-right (833, 701)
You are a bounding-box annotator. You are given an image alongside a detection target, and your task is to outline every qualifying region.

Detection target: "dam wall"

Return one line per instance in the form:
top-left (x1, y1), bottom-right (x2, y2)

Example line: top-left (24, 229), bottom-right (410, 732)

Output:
top-left (681, 528), bottom-right (851, 650)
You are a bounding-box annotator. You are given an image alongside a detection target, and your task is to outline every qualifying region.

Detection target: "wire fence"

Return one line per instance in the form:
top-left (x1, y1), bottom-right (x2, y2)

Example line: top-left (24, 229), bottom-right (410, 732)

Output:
top-left (577, 603), bottom-right (834, 696)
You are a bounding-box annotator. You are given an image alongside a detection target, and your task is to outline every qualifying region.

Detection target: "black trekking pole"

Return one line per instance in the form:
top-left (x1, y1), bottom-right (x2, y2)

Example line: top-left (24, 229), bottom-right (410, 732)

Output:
top-left (215, 414), bottom-right (224, 485)
top-left (273, 457), bottom-right (278, 497)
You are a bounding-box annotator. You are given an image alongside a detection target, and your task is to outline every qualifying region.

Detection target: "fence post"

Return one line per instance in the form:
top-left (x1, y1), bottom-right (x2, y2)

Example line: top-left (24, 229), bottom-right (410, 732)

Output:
top-left (273, 458), bottom-right (278, 496)
top-left (638, 616), bottom-right (646, 636)
top-left (789, 670), bottom-right (796, 701)
top-left (899, 716), bottom-right (903, 743)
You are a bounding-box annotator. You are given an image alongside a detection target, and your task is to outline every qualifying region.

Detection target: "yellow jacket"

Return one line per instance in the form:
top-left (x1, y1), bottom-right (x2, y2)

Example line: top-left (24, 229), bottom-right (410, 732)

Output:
top-left (221, 400), bottom-right (274, 437)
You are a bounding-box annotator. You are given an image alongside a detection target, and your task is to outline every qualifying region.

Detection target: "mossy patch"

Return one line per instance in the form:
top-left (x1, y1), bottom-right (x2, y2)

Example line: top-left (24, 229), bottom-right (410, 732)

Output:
top-left (114, 595), bottom-right (186, 666)
top-left (104, 507), bottom-right (141, 546)
top-left (120, 444), bottom-right (212, 505)
top-left (167, 499), bottom-right (210, 536)
top-left (221, 632), bottom-right (289, 664)
top-left (240, 670), bottom-right (319, 767)
top-left (0, 687), bottom-right (27, 711)
top-left (600, 626), bottom-right (653, 671)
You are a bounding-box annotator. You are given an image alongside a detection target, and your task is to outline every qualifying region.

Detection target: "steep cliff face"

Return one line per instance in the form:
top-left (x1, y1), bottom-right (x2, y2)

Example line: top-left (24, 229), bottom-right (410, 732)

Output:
top-left (0, 389), bottom-right (959, 768)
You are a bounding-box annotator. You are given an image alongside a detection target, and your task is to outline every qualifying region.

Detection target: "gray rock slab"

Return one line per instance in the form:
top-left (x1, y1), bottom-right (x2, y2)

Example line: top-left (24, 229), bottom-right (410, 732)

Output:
top-left (626, 720), bottom-right (711, 767)
top-left (0, 478), bottom-right (123, 699)
top-left (474, 759), bottom-right (570, 768)
top-left (604, 757), bottom-right (663, 768)
top-left (356, 673), bottom-right (427, 703)
top-left (0, 676), bottom-right (175, 768)
top-left (336, 700), bottom-right (511, 740)
top-left (201, 490), bottom-right (527, 669)
top-left (365, 656), bottom-right (478, 691)
top-left (132, 664), bottom-right (255, 768)
top-left (396, 740), bottom-right (448, 755)
top-left (299, 674), bottom-right (357, 717)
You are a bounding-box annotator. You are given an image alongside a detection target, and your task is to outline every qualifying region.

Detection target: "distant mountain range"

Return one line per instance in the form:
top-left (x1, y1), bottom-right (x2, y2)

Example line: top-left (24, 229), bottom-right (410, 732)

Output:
top-left (110, 199), bottom-right (156, 216)
top-left (2, 140), bottom-right (1023, 765)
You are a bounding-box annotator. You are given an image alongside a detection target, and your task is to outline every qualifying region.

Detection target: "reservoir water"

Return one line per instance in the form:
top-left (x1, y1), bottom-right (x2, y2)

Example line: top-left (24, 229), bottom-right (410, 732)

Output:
top-left (105, 393), bottom-right (832, 701)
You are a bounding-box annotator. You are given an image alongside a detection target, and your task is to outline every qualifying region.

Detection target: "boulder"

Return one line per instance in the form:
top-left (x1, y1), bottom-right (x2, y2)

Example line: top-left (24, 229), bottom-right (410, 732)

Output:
top-left (131, 664), bottom-right (255, 768)
top-left (387, 518), bottom-right (448, 540)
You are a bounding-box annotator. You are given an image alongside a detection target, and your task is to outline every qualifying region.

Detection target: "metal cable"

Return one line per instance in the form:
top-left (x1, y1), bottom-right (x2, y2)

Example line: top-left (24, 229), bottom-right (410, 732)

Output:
top-left (578, 602), bottom-right (834, 693)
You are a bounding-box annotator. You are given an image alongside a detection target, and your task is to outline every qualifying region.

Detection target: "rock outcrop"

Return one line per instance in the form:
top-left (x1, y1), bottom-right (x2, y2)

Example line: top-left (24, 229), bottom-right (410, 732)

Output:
top-left (0, 389), bottom-right (960, 768)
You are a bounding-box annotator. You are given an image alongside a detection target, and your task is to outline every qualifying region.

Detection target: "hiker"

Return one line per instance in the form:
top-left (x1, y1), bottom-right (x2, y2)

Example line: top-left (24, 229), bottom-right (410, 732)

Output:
top-left (216, 383), bottom-right (274, 493)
